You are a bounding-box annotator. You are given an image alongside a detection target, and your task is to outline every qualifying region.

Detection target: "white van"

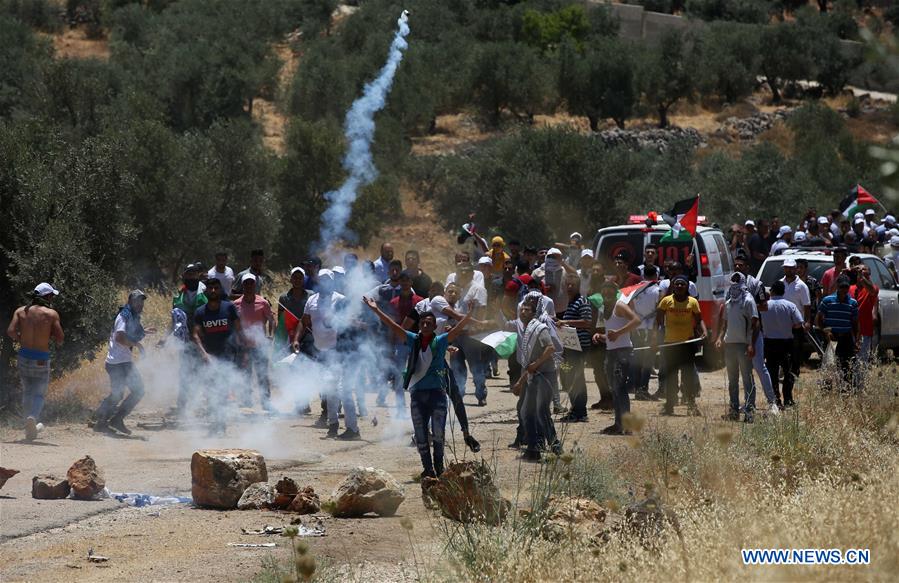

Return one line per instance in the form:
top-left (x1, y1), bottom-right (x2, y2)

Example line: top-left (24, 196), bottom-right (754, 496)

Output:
top-left (593, 224), bottom-right (735, 366)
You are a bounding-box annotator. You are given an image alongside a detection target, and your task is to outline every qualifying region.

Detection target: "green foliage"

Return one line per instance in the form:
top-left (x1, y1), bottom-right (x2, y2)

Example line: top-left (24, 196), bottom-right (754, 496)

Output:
top-left (757, 22), bottom-right (813, 102)
top-left (691, 21), bottom-right (761, 103)
top-left (471, 41), bottom-right (557, 125)
top-left (521, 4), bottom-right (590, 52)
top-left (560, 37), bottom-right (638, 130)
top-left (638, 30), bottom-right (693, 127)
top-left (0, 15), bottom-right (51, 117)
top-left (0, 0), bottom-right (61, 31)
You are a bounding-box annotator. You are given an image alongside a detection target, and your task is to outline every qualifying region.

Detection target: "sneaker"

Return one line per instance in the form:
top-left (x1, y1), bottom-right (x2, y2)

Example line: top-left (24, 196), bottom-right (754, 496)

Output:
top-left (24, 416), bottom-right (37, 441)
top-left (784, 400), bottom-right (796, 408)
top-left (559, 414), bottom-right (588, 423)
top-left (634, 391), bottom-right (656, 401)
top-left (313, 415), bottom-right (329, 428)
top-left (775, 399), bottom-right (784, 410)
top-left (743, 413), bottom-right (754, 424)
top-left (464, 434), bottom-right (481, 453)
top-left (553, 405), bottom-right (568, 415)
top-left (590, 401), bottom-right (613, 411)
top-left (521, 449), bottom-right (541, 462)
top-left (35, 422), bottom-right (44, 435)
top-left (768, 403), bottom-right (780, 416)
top-left (721, 411), bottom-right (740, 422)
top-left (600, 424), bottom-right (625, 435)
top-left (337, 429), bottom-right (361, 441)
top-left (326, 423), bottom-right (339, 438)
top-left (93, 419), bottom-right (112, 433)
top-left (660, 406), bottom-right (675, 416)
top-left (507, 439), bottom-right (521, 449)
top-left (550, 441), bottom-right (563, 455)
top-left (109, 417), bottom-right (132, 435)
top-left (477, 398), bottom-right (487, 407)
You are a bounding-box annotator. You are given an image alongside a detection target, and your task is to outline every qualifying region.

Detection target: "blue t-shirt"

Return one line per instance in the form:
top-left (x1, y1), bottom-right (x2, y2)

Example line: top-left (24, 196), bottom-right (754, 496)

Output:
top-left (194, 301), bottom-right (240, 355)
top-left (404, 332), bottom-right (450, 391)
top-left (818, 294), bottom-right (858, 334)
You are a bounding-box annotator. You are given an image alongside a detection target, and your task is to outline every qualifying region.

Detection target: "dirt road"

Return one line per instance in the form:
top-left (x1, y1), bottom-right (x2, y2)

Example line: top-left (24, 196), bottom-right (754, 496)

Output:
top-left (1, 367), bottom-right (734, 582)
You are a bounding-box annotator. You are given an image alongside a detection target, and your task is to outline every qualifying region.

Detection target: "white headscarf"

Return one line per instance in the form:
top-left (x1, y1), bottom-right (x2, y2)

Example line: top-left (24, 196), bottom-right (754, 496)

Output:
top-left (727, 272), bottom-right (747, 303)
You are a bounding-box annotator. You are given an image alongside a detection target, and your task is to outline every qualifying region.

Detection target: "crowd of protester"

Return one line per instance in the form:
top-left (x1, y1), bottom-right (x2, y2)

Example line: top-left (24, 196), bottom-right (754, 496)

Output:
top-left (7, 210), bottom-right (897, 473)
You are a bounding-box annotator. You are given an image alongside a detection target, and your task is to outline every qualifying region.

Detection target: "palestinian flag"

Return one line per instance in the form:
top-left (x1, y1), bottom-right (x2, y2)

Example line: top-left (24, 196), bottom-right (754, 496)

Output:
top-left (840, 184), bottom-right (879, 218)
top-left (272, 303), bottom-right (301, 355)
top-left (476, 331), bottom-right (518, 359)
top-left (619, 281), bottom-right (652, 304)
top-left (661, 196), bottom-right (700, 239)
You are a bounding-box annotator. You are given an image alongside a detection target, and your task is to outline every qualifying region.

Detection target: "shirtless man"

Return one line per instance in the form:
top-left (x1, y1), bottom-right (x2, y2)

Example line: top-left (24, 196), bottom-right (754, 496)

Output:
top-left (6, 283), bottom-right (64, 441)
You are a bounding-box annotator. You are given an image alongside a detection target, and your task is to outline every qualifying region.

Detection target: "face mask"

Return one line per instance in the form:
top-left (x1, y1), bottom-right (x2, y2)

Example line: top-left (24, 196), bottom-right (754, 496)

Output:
top-left (184, 279), bottom-right (200, 291)
top-left (545, 257), bottom-right (561, 271)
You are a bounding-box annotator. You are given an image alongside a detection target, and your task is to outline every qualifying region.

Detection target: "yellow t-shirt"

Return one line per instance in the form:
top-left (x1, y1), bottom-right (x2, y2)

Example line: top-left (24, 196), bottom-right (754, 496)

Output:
top-left (658, 295), bottom-right (701, 343)
top-left (489, 249), bottom-right (510, 272)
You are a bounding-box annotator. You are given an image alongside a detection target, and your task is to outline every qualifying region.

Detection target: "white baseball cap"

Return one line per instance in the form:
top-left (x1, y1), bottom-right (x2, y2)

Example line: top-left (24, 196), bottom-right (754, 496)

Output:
top-left (883, 214), bottom-right (896, 225)
top-left (241, 273), bottom-right (257, 283)
top-left (854, 217), bottom-right (865, 225)
top-left (793, 231), bottom-right (807, 242)
top-left (581, 249), bottom-right (594, 258)
top-left (546, 247), bottom-right (563, 257)
top-left (34, 283), bottom-right (59, 296)
top-left (569, 232), bottom-right (582, 240)
top-left (854, 212), bottom-right (864, 220)
top-left (290, 266), bottom-right (305, 277)
top-left (891, 235), bottom-right (899, 249)
top-left (783, 258), bottom-right (797, 268)
top-left (817, 216), bottom-right (829, 225)
top-left (332, 266), bottom-right (346, 275)
top-left (318, 269), bottom-right (334, 281)
top-left (865, 208), bottom-right (876, 216)
top-left (744, 219), bottom-right (755, 227)
top-left (477, 256), bottom-right (493, 266)
top-left (778, 225), bottom-right (792, 238)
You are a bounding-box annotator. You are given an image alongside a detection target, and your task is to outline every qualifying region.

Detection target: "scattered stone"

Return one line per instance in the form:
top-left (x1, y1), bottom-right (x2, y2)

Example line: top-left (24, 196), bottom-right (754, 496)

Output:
top-left (621, 495), bottom-right (682, 545)
top-left (191, 449), bottom-right (268, 509)
top-left (0, 467), bottom-right (20, 489)
top-left (273, 476), bottom-right (299, 508)
top-left (66, 456), bottom-right (106, 500)
top-left (32, 475), bottom-right (71, 499)
top-left (719, 110), bottom-right (792, 141)
top-left (595, 126), bottom-right (705, 152)
top-left (422, 461), bottom-right (510, 525)
top-left (542, 496), bottom-right (607, 543)
top-left (330, 467), bottom-right (404, 518)
top-left (236, 482), bottom-right (276, 510)
top-left (288, 486), bottom-right (321, 514)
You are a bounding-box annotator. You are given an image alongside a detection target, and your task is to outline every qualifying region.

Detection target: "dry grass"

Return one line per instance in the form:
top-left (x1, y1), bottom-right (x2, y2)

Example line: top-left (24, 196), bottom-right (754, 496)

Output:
top-left (430, 364), bottom-right (899, 582)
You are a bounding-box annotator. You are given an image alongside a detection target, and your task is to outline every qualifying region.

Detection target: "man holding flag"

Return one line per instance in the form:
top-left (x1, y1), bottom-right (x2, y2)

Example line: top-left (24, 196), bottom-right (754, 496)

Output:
top-left (840, 184), bottom-right (881, 220)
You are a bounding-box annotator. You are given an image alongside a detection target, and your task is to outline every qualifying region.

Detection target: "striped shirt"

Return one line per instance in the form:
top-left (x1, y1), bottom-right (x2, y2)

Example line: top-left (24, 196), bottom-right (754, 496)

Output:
top-left (818, 294), bottom-right (858, 334)
top-left (562, 295), bottom-right (593, 350)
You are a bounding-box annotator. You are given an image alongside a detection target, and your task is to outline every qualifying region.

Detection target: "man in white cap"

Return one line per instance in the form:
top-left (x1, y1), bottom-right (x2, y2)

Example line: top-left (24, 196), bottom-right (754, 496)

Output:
top-left (555, 232), bottom-right (584, 265)
top-left (792, 231), bottom-right (807, 247)
top-left (576, 249), bottom-right (595, 297)
top-left (6, 283), bottom-right (64, 440)
top-left (95, 290), bottom-right (156, 435)
top-left (781, 258), bottom-right (811, 385)
top-left (541, 247), bottom-right (568, 315)
top-left (817, 216), bottom-right (834, 245)
top-left (235, 273), bottom-right (275, 411)
top-left (864, 208), bottom-right (878, 232)
top-left (303, 269), bottom-right (361, 439)
top-left (770, 226), bottom-right (793, 256)
top-left (875, 215), bottom-right (896, 243)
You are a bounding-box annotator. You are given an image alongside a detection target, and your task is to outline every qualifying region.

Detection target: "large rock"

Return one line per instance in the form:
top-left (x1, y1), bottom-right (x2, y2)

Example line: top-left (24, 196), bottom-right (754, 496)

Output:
top-left (273, 476), bottom-right (299, 509)
top-left (330, 467), bottom-right (404, 518)
top-left (288, 486), bottom-right (320, 514)
top-left (0, 467), bottom-right (19, 490)
top-left (32, 475), bottom-right (71, 499)
top-left (236, 482), bottom-right (275, 510)
top-left (191, 449), bottom-right (268, 509)
top-left (423, 461), bottom-right (510, 525)
top-left (66, 456), bottom-right (105, 500)
top-left (542, 496), bottom-right (607, 542)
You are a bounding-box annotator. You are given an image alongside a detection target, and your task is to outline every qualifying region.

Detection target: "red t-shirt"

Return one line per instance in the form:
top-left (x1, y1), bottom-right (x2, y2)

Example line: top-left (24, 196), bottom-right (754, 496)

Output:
top-left (821, 266), bottom-right (841, 296)
top-left (235, 294), bottom-right (273, 346)
top-left (390, 293), bottom-right (424, 324)
top-left (849, 284), bottom-right (878, 337)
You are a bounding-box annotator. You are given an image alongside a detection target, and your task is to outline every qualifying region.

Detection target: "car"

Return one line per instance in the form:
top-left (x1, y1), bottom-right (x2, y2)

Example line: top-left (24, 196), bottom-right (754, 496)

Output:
top-left (756, 250), bottom-right (899, 358)
top-left (592, 223), bottom-right (735, 367)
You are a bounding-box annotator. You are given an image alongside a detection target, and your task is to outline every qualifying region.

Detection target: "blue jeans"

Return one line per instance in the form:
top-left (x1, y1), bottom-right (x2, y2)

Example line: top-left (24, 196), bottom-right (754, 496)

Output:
top-left (561, 349), bottom-right (588, 418)
top-left (606, 348), bottom-right (633, 427)
top-left (522, 371), bottom-right (558, 453)
top-left (18, 355), bottom-right (50, 421)
top-left (750, 333), bottom-right (774, 404)
top-left (725, 343), bottom-right (756, 414)
top-left (325, 358), bottom-right (358, 432)
top-left (410, 389), bottom-right (447, 474)
top-left (98, 362), bottom-right (145, 421)
top-left (454, 336), bottom-right (488, 401)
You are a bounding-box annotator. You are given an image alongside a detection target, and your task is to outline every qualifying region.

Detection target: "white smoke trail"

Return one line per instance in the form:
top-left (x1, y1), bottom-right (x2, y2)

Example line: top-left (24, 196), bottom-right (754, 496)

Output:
top-left (318, 11), bottom-right (410, 250)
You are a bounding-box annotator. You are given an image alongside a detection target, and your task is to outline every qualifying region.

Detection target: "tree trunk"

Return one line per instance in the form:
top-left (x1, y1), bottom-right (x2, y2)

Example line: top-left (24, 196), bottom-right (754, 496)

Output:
top-left (818, 0), bottom-right (827, 12)
top-left (767, 77), bottom-right (781, 104)
top-left (614, 117), bottom-right (626, 130)
top-left (587, 115), bottom-right (599, 132)
top-left (657, 104), bottom-right (669, 129)
top-left (428, 116), bottom-right (437, 135)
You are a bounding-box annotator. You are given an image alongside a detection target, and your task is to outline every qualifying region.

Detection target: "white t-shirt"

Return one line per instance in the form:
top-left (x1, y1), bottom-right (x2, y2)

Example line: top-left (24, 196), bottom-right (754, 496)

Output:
top-left (630, 282), bottom-right (662, 330)
top-left (106, 314), bottom-right (132, 365)
top-left (416, 296), bottom-right (449, 331)
top-left (305, 291), bottom-right (345, 351)
top-left (459, 284), bottom-right (488, 315)
top-left (208, 266), bottom-right (235, 296)
top-left (724, 294), bottom-right (758, 345)
top-left (446, 271), bottom-right (485, 286)
top-left (780, 277), bottom-right (811, 314)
